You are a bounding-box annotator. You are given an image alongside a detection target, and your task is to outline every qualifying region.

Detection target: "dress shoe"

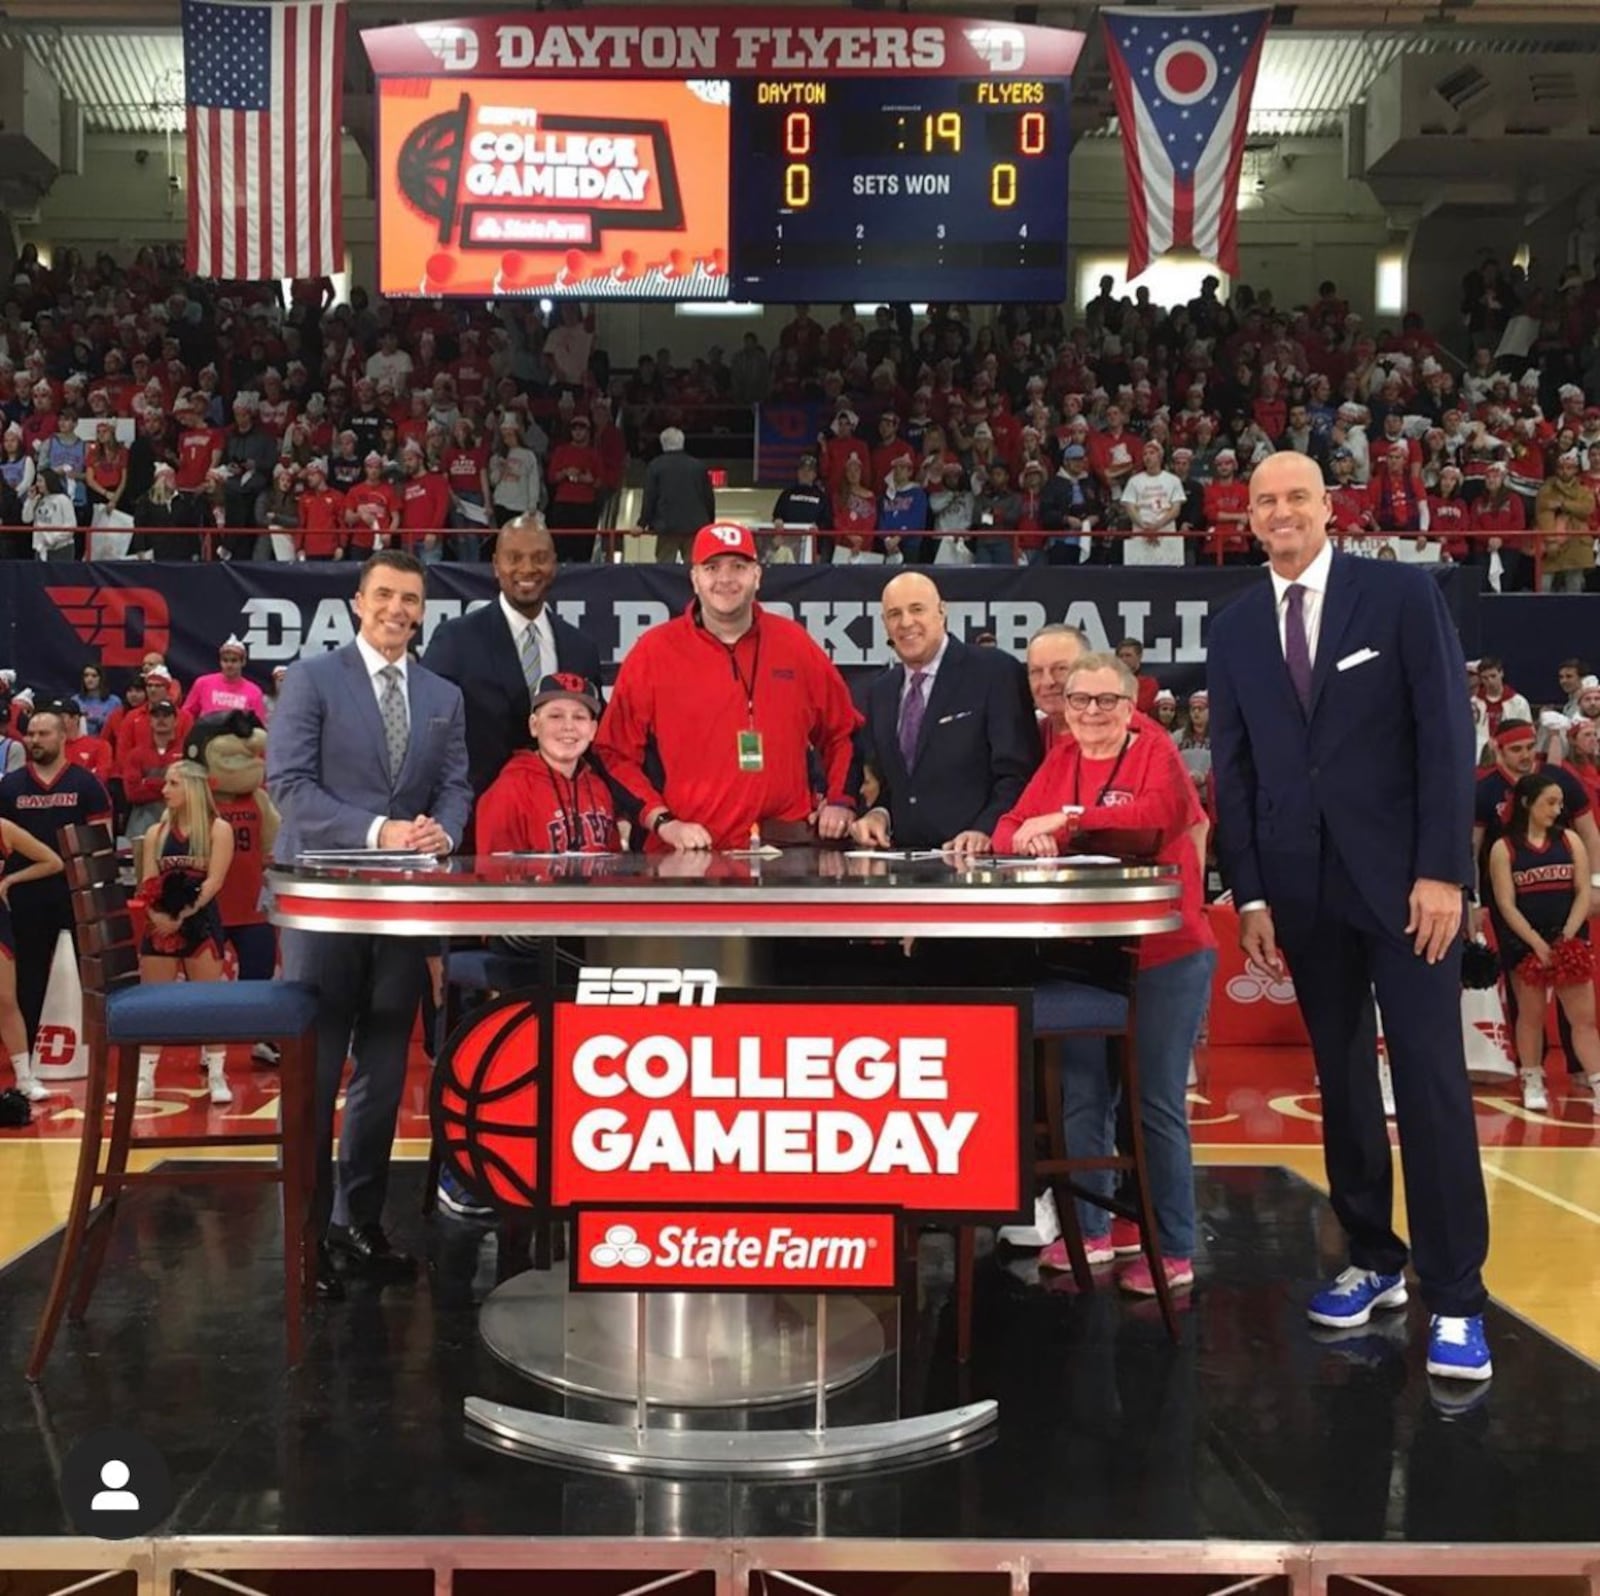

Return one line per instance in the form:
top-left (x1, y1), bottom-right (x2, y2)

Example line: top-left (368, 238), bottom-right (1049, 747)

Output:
top-left (314, 1244), bottom-right (346, 1302)
top-left (326, 1223), bottom-right (416, 1278)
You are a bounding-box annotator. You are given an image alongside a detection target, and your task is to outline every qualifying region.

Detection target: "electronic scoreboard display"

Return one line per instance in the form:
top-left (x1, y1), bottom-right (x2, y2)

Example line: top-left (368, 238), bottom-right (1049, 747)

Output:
top-left (363, 10), bottom-right (1083, 303)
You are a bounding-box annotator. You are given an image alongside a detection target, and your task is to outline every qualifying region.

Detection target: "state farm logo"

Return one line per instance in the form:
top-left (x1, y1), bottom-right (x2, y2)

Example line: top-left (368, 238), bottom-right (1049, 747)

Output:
top-left (1225, 957), bottom-right (1297, 1005)
top-left (46, 587), bottom-right (170, 668)
top-left (589, 1223), bottom-right (652, 1268)
top-left (575, 1210), bottom-right (897, 1290)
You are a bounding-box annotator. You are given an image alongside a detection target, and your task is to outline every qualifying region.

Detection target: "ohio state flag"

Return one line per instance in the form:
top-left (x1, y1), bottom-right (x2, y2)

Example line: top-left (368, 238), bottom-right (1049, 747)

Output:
top-left (1100, 6), bottom-right (1270, 279)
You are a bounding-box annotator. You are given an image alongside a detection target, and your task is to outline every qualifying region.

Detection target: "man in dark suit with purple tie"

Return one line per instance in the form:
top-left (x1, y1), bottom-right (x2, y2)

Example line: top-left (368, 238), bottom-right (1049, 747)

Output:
top-left (1208, 450), bottom-right (1492, 1384)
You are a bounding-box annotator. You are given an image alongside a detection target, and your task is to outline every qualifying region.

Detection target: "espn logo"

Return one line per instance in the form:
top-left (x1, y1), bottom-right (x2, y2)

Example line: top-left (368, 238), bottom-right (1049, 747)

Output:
top-left (47, 587), bottom-right (171, 668)
top-left (574, 967), bottom-right (718, 1007)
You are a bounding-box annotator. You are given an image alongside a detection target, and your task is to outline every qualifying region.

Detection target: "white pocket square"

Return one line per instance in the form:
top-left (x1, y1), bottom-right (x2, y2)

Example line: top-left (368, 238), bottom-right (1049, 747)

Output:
top-left (937, 710), bottom-right (974, 725)
top-left (1336, 647), bottom-right (1380, 672)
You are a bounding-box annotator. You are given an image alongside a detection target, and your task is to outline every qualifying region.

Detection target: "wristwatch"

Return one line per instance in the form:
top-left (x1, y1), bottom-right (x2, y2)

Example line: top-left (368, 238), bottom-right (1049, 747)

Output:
top-left (651, 810), bottom-right (676, 835)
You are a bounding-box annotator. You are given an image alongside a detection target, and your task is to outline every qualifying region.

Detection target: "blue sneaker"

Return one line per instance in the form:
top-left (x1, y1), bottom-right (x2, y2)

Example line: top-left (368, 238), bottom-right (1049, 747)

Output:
top-left (436, 1167), bottom-right (495, 1222)
top-left (1426, 1314), bottom-right (1493, 1381)
top-left (1307, 1266), bottom-right (1408, 1328)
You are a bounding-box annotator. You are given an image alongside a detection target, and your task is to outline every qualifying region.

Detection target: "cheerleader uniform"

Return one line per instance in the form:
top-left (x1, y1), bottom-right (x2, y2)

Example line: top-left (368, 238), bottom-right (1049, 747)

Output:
top-left (0, 830), bottom-right (13, 964)
top-left (139, 826), bottom-right (225, 961)
top-left (1491, 828), bottom-right (1586, 977)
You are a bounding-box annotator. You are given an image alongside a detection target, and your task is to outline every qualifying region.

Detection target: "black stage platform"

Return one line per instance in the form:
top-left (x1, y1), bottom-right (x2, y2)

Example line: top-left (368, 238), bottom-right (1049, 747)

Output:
top-left (4, 1165), bottom-right (1598, 1558)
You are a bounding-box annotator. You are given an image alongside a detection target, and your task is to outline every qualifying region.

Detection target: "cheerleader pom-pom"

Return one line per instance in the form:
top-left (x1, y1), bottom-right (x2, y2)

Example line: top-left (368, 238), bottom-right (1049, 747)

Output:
top-left (1549, 936), bottom-right (1594, 988)
top-left (1516, 949), bottom-right (1555, 990)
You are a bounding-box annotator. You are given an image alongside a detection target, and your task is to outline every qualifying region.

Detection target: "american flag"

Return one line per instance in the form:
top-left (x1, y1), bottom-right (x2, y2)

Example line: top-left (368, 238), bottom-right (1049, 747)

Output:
top-left (182, 0), bottom-right (346, 281)
top-left (1100, 6), bottom-right (1269, 280)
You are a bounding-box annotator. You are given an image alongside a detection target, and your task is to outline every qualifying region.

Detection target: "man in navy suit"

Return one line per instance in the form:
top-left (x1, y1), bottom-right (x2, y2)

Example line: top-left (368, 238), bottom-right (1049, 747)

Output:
top-left (1208, 450), bottom-right (1491, 1382)
top-left (852, 570), bottom-right (1039, 854)
top-left (422, 514), bottom-right (604, 795)
top-left (268, 550), bottom-right (472, 1296)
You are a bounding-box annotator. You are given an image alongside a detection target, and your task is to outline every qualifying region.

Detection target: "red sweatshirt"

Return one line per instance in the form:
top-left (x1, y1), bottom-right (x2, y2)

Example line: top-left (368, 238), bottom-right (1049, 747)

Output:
top-left (993, 727), bottom-right (1212, 969)
top-left (66, 733), bottom-right (114, 788)
top-left (594, 603), bottom-right (862, 851)
top-left (476, 751), bottom-right (618, 854)
top-left (120, 725), bottom-right (185, 804)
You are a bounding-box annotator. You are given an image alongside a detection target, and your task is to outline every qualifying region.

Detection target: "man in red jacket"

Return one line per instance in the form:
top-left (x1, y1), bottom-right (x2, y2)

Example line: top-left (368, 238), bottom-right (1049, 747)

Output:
top-left (594, 522), bottom-right (862, 851)
top-left (397, 442), bottom-right (451, 560)
top-left (59, 698), bottom-right (114, 788)
top-left (120, 698), bottom-right (185, 842)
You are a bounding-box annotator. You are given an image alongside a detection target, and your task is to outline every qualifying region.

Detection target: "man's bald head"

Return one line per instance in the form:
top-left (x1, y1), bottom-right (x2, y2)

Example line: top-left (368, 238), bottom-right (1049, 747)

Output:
top-left (1248, 449), bottom-right (1332, 579)
top-left (882, 570), bottom-right (947, 669)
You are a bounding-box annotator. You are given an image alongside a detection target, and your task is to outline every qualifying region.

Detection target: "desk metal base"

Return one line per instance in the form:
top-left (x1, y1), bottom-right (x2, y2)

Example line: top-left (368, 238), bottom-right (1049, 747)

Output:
top-left (464, 1395), bottom-right (999, 1478)
top-left (479, 1273), bottom-right (886, 1408)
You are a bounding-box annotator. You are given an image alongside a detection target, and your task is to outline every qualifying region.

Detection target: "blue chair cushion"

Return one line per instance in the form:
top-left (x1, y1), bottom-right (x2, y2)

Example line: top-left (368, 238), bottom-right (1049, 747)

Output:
top-left (107, 980), bottom-right (320, 1044)
top-left (1033, 979), bottom-right (1129, 1035)
top-left (446, 949), bottom-right (543, 993)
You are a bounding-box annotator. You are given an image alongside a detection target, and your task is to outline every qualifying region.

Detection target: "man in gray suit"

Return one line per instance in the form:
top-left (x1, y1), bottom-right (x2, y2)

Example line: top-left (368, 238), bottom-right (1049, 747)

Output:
top-left (638, 426), bottom-right (716, 564)
top-left (268, 550), bottom-right (472, 1297)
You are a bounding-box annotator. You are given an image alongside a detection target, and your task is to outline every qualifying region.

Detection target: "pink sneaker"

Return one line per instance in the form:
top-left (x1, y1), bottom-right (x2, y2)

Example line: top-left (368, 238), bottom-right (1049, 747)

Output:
top-left (1039, 1236), bottom-right (1113, 1271)
top-left (1118, 1255), bottom-right (1195, 1296)
top-left (1110, 1217), bottom-right (1143, 1256)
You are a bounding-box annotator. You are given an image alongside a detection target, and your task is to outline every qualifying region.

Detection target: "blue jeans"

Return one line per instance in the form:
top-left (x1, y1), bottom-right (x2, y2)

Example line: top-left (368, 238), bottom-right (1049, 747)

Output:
top-left (1059, 947), bottom-right (1215, 1258)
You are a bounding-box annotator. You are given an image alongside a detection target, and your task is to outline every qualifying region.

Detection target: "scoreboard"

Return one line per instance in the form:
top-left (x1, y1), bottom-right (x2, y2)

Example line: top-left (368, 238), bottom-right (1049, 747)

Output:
top-left (364, 10), bottom-right (1083, 303)
top-left (732, 79), bottom-right (1068, 302)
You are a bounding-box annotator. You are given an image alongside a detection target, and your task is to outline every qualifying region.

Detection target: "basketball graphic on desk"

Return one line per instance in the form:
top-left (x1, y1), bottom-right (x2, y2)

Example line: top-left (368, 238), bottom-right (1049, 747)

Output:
top-left (431, 995), bottom-right (542, 1211)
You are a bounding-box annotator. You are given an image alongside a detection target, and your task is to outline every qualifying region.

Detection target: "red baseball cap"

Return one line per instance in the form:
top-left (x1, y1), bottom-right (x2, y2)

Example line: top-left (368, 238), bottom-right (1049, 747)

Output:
top-left (690, 522), bottom-right (758, 564)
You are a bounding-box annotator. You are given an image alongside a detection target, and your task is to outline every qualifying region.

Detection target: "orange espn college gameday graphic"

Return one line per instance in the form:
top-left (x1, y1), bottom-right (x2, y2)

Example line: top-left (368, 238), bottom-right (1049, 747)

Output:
top-left (378, 76), bottom-right (730, 299)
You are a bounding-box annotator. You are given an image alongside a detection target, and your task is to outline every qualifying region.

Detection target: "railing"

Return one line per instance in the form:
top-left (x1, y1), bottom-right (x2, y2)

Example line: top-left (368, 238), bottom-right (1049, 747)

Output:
top-left (12, 522), bottom-right (1593, 588)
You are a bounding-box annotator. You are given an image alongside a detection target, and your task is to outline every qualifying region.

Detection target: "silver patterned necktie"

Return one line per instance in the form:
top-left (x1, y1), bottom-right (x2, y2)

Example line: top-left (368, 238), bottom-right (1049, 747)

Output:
top-left (519, 621), bottom-right (542, 694)
top-left (378, 664), bottom-right (408, 782)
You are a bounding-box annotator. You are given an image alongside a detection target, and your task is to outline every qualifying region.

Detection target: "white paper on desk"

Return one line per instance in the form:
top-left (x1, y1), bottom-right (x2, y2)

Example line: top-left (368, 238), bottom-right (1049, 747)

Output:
top-left (723, 846), bottom-right (783, 858)
top-left (989, 854), bottom-right (1123, 866)
top-left (491, 851), bottom-right (621, 859)
top-left (297, 849), bottom-right (442, 869)
top-left (843, 849), bottom-right (947, 861)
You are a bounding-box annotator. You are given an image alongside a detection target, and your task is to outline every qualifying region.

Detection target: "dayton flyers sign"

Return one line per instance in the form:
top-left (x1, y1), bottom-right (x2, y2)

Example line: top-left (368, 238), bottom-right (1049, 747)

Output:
top-left (363, 11), bottom-right (1084, 80)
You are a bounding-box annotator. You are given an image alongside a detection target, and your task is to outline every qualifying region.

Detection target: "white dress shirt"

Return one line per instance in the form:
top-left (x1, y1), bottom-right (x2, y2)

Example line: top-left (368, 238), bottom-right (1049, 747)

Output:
top-left (1268, 538), bottom-right (1334, 666)
top-left (499, 591), bottom-right (558, 682)
top-left (355, 634), bottom-right (409, 848)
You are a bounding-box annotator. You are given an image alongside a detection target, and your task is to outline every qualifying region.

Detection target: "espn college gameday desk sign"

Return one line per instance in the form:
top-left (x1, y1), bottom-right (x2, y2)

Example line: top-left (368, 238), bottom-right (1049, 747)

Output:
top-left (269, 850), bottom-right (1180, 1476)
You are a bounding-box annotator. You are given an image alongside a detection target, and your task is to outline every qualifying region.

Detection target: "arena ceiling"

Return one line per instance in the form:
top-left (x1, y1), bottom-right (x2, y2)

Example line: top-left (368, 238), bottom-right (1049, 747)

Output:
top-left (1, 3), bottom-right (1597, 139)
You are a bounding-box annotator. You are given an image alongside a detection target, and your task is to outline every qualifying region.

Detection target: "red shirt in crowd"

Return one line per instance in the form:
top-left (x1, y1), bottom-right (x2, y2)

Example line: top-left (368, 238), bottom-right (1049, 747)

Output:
top-left (1469, 491), bottom-right (1528, 540)
top-left (475, 752), bottom-right (618, 855)
top-left (66, 733), bottom-right (114, 788)
top-left (819, 434), bottom-right (872, 494)
top-left (176, 425), bottom-right (224, 492)
top-left (297, 486), bottom-right (347, 559)
top-left (1425, 494), bottom-right (1471, 561)
top-left (594, 604), bottom-right (862, 852)
top-left (399, 470), bottom-right (452, 536)
top-left (547, 442), bottom-right (603, 505)
top-left (442, 442), bottom-right (490, 497)
top-left (993, 727), bottom-right (1213, 970)
top-left (1202, 478), bottom-right (1251, 558)
top-left (344, 481), bottom-right (401, 551)
top-left (119, 724), bottom-right (186, 805)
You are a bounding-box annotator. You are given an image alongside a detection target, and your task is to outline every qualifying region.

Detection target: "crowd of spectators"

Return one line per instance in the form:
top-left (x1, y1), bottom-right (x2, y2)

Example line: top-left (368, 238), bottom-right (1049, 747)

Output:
top-left (4, 244), bottom-right (1600, 585)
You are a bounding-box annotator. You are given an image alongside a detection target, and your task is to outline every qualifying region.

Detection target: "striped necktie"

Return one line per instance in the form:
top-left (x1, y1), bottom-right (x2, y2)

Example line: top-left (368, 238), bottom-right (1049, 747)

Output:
top-left (519, 621), bottom-right (542, 694)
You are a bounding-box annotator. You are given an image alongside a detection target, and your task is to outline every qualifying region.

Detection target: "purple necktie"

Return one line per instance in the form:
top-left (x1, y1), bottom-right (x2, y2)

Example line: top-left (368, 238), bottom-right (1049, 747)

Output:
top-left (1284, 583), bottom-right (1313, 712)
top-left (898, 669), bottom-right (928, 766)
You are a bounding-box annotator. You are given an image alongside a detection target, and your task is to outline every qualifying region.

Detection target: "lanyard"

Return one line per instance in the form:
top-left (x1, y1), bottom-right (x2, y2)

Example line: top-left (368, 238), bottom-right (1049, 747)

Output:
top-left (719, 623), bottom-right (762, 726)
top-left (541, 755), bottom-right (588, 852)
top-left (1072, 732), bottom-right (1134, 810)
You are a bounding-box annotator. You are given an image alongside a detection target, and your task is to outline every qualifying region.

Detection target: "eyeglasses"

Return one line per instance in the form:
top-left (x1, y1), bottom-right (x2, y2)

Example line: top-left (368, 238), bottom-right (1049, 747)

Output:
top-left (1064, 692), bottom-right (1132, 713)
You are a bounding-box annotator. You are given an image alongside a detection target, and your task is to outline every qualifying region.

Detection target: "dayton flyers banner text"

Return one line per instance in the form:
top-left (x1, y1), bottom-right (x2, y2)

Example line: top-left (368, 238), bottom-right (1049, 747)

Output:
top-left (2, 562), bottom-right (1475, 701)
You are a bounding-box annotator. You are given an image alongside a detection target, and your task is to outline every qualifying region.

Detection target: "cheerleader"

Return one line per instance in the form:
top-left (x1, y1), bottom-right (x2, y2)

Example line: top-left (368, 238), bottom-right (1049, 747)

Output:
top-left (1487, 770), bottom-right (1600, 1111)
top-left (1, 817), bottom-right (66, 1103)
top-left (136, 761), bottom-right (235, 1104)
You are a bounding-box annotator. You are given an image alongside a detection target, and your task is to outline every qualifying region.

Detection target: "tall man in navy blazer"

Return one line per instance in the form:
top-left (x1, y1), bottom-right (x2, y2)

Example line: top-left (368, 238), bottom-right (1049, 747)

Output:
top-left (1208, 451), bottom-right (1491, 1382)
top-left (851, 571), bottom-right (1039, 855)
top-left (422, 514), bottom-right (603, 795)
top-left (268, 550), bottom-right (472, 1295)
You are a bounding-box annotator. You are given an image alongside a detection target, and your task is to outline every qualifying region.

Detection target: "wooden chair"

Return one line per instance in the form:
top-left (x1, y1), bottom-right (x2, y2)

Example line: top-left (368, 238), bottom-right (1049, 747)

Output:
top-left (952, 967), bottom-right (1181, 1360)
top-left (27, 824), bottom-right (322, 1381)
